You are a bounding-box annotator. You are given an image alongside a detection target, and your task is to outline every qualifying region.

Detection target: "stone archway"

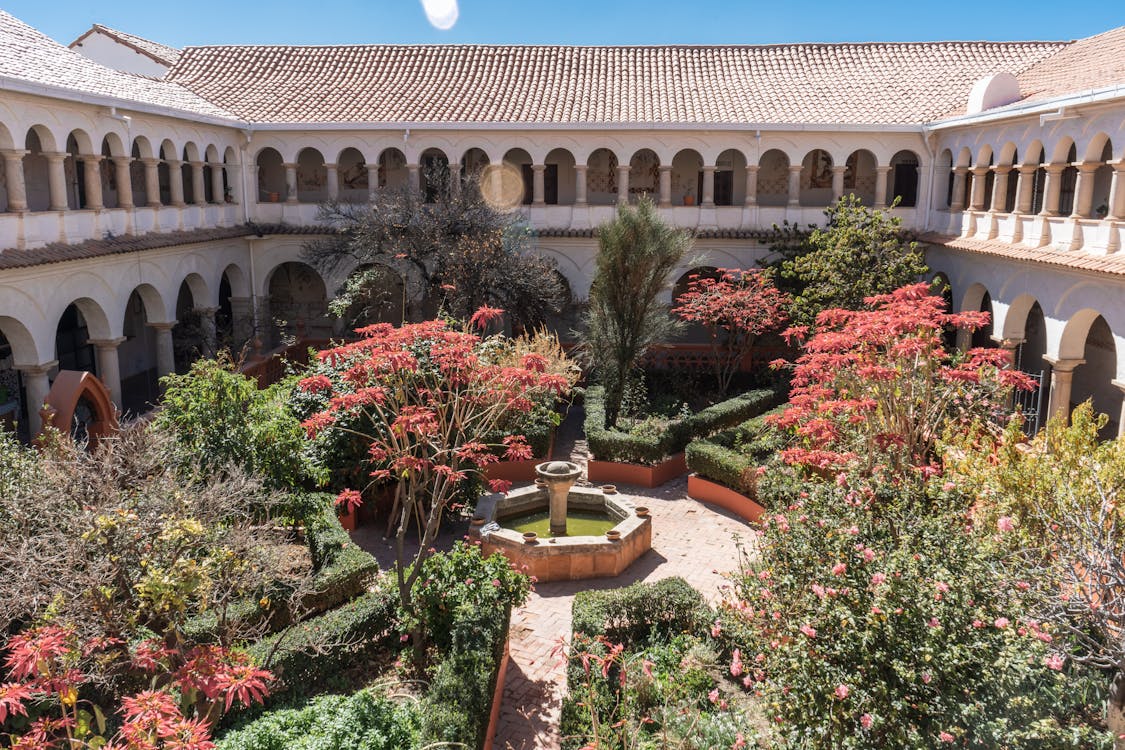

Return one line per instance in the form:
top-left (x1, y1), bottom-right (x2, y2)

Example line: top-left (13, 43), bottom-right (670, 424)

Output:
top-left (39, 370), bottom-right (118, 450)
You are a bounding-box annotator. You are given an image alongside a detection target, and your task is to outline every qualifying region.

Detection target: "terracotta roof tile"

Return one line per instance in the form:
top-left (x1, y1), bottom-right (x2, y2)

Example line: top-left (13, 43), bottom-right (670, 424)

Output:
top-left (0, 11), bottom-right (235, 120)
top-left (165, 41), bottom-right (1066, 125)
top-left (922, 232), bottom-right (1125, 277)
top-left (1016, 26), bottom-right (1125, 103)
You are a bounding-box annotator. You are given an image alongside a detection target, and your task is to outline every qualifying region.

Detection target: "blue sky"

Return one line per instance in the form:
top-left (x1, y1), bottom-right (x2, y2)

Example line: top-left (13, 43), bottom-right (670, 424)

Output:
top-left (7, 0), bottom-right (1124, 48)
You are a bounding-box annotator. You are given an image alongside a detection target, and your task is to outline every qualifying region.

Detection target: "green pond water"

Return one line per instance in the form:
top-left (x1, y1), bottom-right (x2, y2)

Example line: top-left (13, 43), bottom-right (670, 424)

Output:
top-left (504, 510), bottom-right (617, 538)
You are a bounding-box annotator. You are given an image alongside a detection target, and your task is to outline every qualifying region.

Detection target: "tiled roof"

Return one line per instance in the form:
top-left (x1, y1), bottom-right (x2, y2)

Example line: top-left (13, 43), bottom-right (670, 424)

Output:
top-left (0, 11), bottom-right (235, 121)
top-left (923, 233), bottom-right (1125, 277)
top-left (1016, 26), bottom-right (1125, 103)
top-left (165, 41), bottom-right (1066, 126)
top-left (70, 24), bottom-right (182, 68)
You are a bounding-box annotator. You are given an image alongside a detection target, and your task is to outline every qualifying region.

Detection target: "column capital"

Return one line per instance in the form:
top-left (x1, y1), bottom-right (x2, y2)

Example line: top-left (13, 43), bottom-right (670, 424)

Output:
top-left (745, 164), bottom-right (759, 174)
top-left (88, 336), bottom-right (127, 349)
top-left (194, 306), bottom-right (220, 315)
top-left (166, 158), bottom-right (184, 168)
top-left (970, 166), bottom-right (990, 177)
top-left (15, 360), bottom-right (58, 376)
top-left (1042, 356), bottom-right (1084, 372)
top-left (993, 165), bottom-right (1013, 175)
top-left (531, 163), bottom-right (546, 172)
top-left (1075, 161), bottom-right (1101, 174)
top-left (574, 163), bottom-right (588, 171)
top-left (787, 164), bottom-right (804, 174)
top-left (1017, 164), bottom-right (1038, 175)
top-left (111, 155), bottom-right (132, 166)
top-left (282, 162), bottom-right (297, 169)
top-left (147, 321), bottom-right (178, 332)
top-left (831, 165), bottom-right (848, 174)
top-left (659, 164), bottom-right (673, 172)
top-left (875, 165), bottom-right (893, 174)
top-left (1044, 163), bottom-right (1067, 175)
top-left (323, 162), bottom-right (338, 169)
top-left (702, 164), bottom-right (716, 172)
top-left (1, 148), bottom-right (28, 161)
top-left (1111, 379), bottom-right (1125, 394)
top-left (615, 163), bottom-right (630, 172)
top-left (994, 337), bottom-right (1023, 350)
top-left (140, 157), bottom-right (161, 167)
top-left (953, 165), bottom-right (969, 175)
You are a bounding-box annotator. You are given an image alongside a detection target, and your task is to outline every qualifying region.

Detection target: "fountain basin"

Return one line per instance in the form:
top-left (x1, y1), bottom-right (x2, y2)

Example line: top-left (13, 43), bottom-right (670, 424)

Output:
top-left (470, 485), bottom-right (652, 582)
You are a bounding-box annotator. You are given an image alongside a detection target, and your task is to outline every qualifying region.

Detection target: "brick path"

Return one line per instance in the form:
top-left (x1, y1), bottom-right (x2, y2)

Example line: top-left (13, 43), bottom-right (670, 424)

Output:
top-left (492, 408), bottom-right (756, 750)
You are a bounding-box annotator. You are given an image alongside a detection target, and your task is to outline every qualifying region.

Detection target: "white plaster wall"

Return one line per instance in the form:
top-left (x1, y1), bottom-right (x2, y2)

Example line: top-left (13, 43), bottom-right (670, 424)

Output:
top-left (70, 33), bottom-right (171, 79)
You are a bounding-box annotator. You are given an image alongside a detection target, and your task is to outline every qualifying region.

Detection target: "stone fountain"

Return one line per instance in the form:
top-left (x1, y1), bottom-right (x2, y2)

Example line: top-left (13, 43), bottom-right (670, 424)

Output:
top-left (535, 460), bottom-right (583, 537)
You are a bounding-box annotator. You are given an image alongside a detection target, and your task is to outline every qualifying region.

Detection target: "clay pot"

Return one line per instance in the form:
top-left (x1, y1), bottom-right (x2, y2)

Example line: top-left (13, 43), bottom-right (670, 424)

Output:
top-left (470, 517), bottom-right (486, 528)
top-left (523, 532), bottom-right (539, 544)
top-left (534, 479), bottom-right (547, 488)
top-left (605, 529), bottom-right (622, 541)
top-left (267, 191), bottom-right (280, 203)
top-left (600, 484), bottom-right (617, 495)
top-left (634, 506), bottom-right (650, 518)
top-left (337, 510), bottom-right (357, 532)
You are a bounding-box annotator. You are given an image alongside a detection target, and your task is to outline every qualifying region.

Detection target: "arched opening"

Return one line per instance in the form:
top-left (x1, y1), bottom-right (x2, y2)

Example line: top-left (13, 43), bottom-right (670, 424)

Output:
top-left (172, 280), bottom-right (204, 373)
top-left (221, 147), bottom-right (237, 203)
top-left (337, 147), bottom-right (368, 202)
top-left (296, 147), bottom-right (327, 203)
top-left (544, 148), bottom-right (574, 205)
top-left (216, 264), bottom-right (249, 350)
top-left (586, 148), bottom-right (618, 206)
top-left (335, 264), bottom-right (405, 328)
top-left (1007, 300), bottom-right (1050, 434)
top-left (971, 291), bottom-right (994, 349)
top-left (202, 146), bottom-right (218, 204)
top-left (929, 273), bottom-right (956, 350)
top-left (757, 149), bottom-right (790, 207)
top-left (1028, 144), bottom-right (1047, 215)
top-left (1071, 315), bottom-right (1121, 438)
top-left (266, 262), bottom-right (329, 346)
top-left (55, 303), bottom-right (97, 374)
top-left (980, 151), bottom-right (995, 211)
top-left (671, 149), bottom-right (703, 206)
top-left (889, 150), bottom-right (920, 207)
top-left (844, 149), bottom-right (877, 205)
top-left (938, 149), bottom-right (953, 209)
top-left (1002, 148), bottom-right (1019, 213)
top-left (460, 148), bottom-right (489, 192)
top-left (1092, 139), bottom-right (1114, 218)
top-left (672, 266), bottom-right (722, 343)
top-left (256, 147), bottom-right (286, 202)
top-left (23, 127), bottom-right (52, 212)
top-left (119, 289), bottom-right (161, 414)
top-left (65, 131), bottom-right (90, 209)
top-left (799, 149), bottom-right (834, 206)
top-left (628, 149), bottom-right (660, 203)
top-left (158, 142), bottom-right (175, 205)
top-left (181, 145), bottom-right (197, 205)
top-left (1058, 143), bottom-right (1078, 216)
top-left (420, 148), bottom-right (450, 203)
top-left (0, 323), bottom-right (29, 441)
top-left (378, 148), bottom-right (408, 191)
top-left (130, 139), bottom-right (148, 206)
top-left (715, 149), bottom-right (746, 206)
top-left (502, 148), bottom-right (533, 205)
top-left (542, 269), bottom-right (577, 338)
top-left (99, 136), bottom-right (122, 209)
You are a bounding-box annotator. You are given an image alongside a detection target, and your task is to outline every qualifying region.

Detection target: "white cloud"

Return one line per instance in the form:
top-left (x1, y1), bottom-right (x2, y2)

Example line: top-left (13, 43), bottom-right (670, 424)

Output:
top-left (420, 0), bottom-right (459, 30)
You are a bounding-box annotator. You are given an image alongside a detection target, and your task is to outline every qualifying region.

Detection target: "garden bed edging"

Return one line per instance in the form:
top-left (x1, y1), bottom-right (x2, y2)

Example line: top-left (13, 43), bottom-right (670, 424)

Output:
top-left (587, 452), bottom-right (688, 488)
top-left (686, 473), bottom-right (766, 523)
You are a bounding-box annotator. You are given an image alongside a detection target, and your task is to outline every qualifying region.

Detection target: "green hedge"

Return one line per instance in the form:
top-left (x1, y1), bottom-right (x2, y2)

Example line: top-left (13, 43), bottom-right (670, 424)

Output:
top-left (684, 408), bottom-right (786, 495)
top-left (249, 585), bottom-right (399, 696)
top-left (571, 577), bottom-right (708, 644)
top-left (584, 386), bottom-right (783, 465)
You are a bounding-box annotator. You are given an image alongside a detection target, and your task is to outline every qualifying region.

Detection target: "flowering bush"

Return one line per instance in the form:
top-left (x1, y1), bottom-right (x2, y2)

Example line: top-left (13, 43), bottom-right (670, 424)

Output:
top-left (771, 283), bottom-right (1032, 477)
top-left (717, 478), bottom-right (1110, 748)
top-left (673, 268), bottom-right (790, 395)
top-left (296, 314), bottom-right (568, 651)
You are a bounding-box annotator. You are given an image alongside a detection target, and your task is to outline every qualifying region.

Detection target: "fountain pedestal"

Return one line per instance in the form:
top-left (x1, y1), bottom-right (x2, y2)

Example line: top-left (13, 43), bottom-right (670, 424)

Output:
top-left (535, 460), bottom-right (583, 536)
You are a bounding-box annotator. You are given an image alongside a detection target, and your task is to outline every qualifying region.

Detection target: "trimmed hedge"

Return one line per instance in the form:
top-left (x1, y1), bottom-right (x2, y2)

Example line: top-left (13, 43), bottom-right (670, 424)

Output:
top-left (684, 408), bottom-right (786, 495)
top-left (249, 585), bottom-right (399, 696)
top-left (571, 577), bottom-right (708, 644)
top-left (585, 386), bottom-right (783, 465)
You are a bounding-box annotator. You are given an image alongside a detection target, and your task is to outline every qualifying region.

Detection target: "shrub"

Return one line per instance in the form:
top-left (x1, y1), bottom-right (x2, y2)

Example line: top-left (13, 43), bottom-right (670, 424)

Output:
top-left (571, 577), bottom-right (708, 645)
top-left (585, 385), bottom-right (782, 465)
top-left (216, 689), bottom-right (421, 750)
top-left (685, 408), bottom-right (786, 494)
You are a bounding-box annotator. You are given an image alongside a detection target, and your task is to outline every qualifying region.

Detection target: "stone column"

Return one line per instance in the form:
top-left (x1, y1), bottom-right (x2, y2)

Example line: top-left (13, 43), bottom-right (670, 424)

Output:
top-left (367, 164), bottom-right (380, 202)
top-left (701, 166), bottom-right (716, 208)
top-left (968, 167), bottom-right (988, 211)
top-left (1040, 164), bottom-right (1064, 216)
top-left (283, 163), bottom-right (298, 204)
top-left (189, 161), bottom-right (205, 205)
top-left (448, 162), bottom-right (461, 198)
top-left (16, 361), bottom-right (56, 436)
top-left (1, 149), bottom-right (28, 211)
top-left (574, 165), bottom-right (588, 206)
top-left (787, 165), bottom-right (802, 207)
top-left (490, 166), bottom-right (504, 204)
top-left (166, 160), bottom-right (185, 206)
top-left (657, 165), bottom-right (673, 207)
top-left (88, 337), bottom-right (125, 410)
top-left (141, 158), bottom-right (161, 207)
top-left (227, 165), bottom-right (241, 205)
top-left (195, 307), bottom-right (218, 357)
top-left (112, 157), bottom-right (134, 209)
top-left (44, 153), bottom-right (69, 210)
top-left (407, 163), bottom-right (421, 193)
top-left (325, 163), bottom-right (339, 201)
top-left (990, 167), bottom-right (1011, 213)
top-left (1015, 166), bottom-right (1036, 214)
top-left (949, 167), bottom-right (968, 212)
top-left (874, 165), bottom-right (892, 208)
top-left (616, 164), bottom-right (630, 204)
top-left (1044, 357), bottom-right (1084, 421)
top-left (81, 155), bottom-right (104, 209)
top-left (149, 322), bottom-right (177, 379)
top-left (997, 337), bottom-right (1022, 367)
top-left (1108, 161), bottom-right (1125, 221)
top-left (1071, 162), bottom-right (1098, 218)
top-left (830, 165), bottom-right (847, 202)
top-left (210, 162), bottom-right (225, 204)
top-left (532, 164), bottom-right (546, 206)
top-left (744, 165), bottom-right (758, 206)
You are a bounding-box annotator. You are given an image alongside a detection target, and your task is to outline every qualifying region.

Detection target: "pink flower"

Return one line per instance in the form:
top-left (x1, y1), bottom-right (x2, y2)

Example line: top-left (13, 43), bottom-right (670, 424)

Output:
top-left (711, 621), bottom-right (723, 638)
top-left (870, 572), bottom-right (887, 586)
top-left (939, 731), bottom-right (954, 743)
top-left (708, 688), bottom-right (720, 704)
top-left (922, 672), bottom-right (932, 684)
top-left (834, 683), bottom-right (849, 700)
top-left (1044, 653), bottom-right (1065, 671)
top-left (927, 617), bottom-right (940, 628)
top-left (832, 562), bottom-right (847, 576)
top-left (863, 548), bottom-right (876, 563)
top-left (730, 649), bottom-right (743, 678)
top-left (997, 516), bottom-right (1015, 533)
top-left (800, 624), bottom-right (817, 639)
top-left (470, 305), bottom-right (505, 330)
top-left (994, 617), bottom-right (1010, 629)
top-left (860, 713), bottom-right (873, 729)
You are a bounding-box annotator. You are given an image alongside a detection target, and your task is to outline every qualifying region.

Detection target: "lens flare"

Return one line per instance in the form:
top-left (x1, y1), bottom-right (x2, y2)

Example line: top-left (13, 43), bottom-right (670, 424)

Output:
top-left (420, 0), bottom-right (459, 30)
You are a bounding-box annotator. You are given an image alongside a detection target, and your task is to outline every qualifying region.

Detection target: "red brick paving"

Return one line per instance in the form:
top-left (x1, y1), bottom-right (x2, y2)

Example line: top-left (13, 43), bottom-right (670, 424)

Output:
top-left (493, 408), bottom-right (756, 750)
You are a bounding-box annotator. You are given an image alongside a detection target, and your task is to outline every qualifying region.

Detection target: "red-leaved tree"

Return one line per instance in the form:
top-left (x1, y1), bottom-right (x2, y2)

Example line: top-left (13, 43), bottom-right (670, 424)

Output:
top-left (298, 312), bottom-right (569, 651)
top-left (770, 283), bottom-right (1033, 477)
top-left (673, 268), bottom-right (791, 395)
